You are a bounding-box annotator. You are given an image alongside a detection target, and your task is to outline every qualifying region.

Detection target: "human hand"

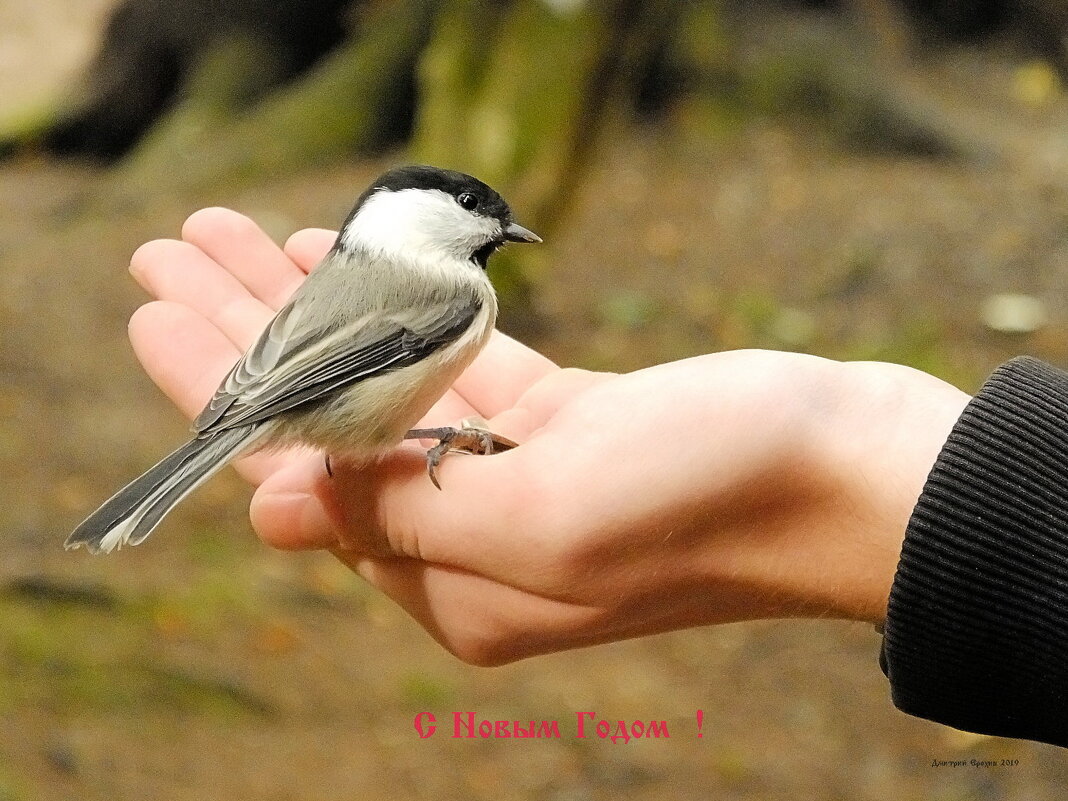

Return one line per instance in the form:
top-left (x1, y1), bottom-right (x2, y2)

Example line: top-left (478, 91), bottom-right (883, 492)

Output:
top-left (128, 208), bottom-right (970, 664)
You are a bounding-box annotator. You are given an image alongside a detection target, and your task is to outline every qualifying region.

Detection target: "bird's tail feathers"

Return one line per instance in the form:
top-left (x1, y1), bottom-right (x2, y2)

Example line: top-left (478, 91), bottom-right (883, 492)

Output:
top-left (64, 425), bottom-right (261, 555)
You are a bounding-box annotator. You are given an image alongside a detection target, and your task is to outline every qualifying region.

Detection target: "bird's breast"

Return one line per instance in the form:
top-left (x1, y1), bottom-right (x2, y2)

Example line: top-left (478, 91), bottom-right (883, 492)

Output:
top-left (265, 300), bottom-right (496, 459)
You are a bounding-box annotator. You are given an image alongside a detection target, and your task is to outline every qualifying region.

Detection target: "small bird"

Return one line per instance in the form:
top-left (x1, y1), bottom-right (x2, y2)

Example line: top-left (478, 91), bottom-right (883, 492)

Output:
top-left (65, 165), bottom-right (540, 554)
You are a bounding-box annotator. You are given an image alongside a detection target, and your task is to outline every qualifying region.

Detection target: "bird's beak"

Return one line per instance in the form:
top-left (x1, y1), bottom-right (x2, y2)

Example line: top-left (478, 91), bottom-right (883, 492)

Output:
top-left (503, 222), bottom-right (542, 244)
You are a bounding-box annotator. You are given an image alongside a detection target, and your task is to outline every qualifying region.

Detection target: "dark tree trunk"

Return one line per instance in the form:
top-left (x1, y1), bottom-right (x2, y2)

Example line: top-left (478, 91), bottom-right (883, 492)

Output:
top-left (36, 0), bottom-right (355, 162)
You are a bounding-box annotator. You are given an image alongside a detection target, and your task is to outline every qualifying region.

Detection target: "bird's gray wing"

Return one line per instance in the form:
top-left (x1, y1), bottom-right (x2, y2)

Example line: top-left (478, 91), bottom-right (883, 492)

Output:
top-left (192, 293), bottom-right (481, 434)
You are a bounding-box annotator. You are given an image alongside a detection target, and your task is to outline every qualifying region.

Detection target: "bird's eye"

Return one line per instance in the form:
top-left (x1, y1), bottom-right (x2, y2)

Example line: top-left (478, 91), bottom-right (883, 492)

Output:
top-left (457, 192), bottom-right (479, 211)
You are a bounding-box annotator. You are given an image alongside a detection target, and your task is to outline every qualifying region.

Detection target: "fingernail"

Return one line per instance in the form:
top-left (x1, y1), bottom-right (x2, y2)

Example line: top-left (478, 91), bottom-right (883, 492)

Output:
top-left (252, 491), bottom-right (340, 550)
top-left (296, 492), bottom-right (343, 546)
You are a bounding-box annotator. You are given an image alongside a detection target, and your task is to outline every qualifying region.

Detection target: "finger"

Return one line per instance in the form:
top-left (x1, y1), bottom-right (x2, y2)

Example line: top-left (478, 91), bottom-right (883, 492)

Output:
top-left (129, 301), bottom-right (241, 418)
top-left (451, 331), bottom-right (559, 418)
top-left (351, 445), bottom-right (552, 578)
top-left (483, 406), bottom-right (541, 442)
top-left (284, 228), bottom-right (337, 273)
top-left (182, 208), bottom-right (306, 310)
top-left (247, 398), bottom-right (539, 552)
top-left (512, 367), bottom-right (615, 428)
top-left (129, 239), bottom-right (276, 351)
top-left (127, 301), bottom-right (282, 484)
top-left (249, 451), bottom-right (343, 550)
top-left (249, 437), bottom-right (560, 584)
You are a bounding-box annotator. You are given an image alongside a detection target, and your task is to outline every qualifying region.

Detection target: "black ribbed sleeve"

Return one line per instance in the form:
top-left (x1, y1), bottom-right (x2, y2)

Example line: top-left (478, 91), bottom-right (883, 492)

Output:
top-left (881, 356), bottom-right (1068, 748)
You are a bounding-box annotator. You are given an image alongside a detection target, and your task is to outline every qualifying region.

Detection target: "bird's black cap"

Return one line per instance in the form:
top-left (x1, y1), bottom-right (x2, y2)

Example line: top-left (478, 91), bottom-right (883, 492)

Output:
top-left (347, 165), bottom-right (513, 226)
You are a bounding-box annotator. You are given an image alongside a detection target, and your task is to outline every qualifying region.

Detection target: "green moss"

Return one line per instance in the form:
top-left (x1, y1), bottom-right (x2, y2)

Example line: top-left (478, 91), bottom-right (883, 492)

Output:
top-left (597, 289), bottom-right (660, 329)
top-left (185, 524), bottom-right (244, 566)
top-left (0, 98), bottom-right (59, 153)
top-left (398, 672), bottom-right (454, 708)
top-left (0, 550), bottom-right (280, 720)
top-left (833, 314), bottom-right (975, 387)
top-left (731, 290), bottom-right (781, 339)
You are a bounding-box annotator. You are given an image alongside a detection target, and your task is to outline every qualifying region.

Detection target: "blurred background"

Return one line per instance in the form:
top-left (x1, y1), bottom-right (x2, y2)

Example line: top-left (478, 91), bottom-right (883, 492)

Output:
top-left (2, 0), bottom-right (1068, 798)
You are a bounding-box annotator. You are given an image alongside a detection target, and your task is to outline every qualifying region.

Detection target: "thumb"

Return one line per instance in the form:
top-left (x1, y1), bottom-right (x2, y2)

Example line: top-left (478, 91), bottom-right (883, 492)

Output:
top-left (249, 450), bottom-right (342, 550)
top-left (251, 439), bottom-right (537, 578)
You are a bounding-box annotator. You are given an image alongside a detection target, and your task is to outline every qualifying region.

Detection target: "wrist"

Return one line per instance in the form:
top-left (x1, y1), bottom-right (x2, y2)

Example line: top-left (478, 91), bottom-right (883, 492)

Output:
top-left (803, 361), bottom-right (969, 623)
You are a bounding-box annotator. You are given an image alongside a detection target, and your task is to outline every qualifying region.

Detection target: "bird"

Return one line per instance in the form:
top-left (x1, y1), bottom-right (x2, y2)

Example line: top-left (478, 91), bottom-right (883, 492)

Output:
top-left (65, 165), bottom-right (540, 555)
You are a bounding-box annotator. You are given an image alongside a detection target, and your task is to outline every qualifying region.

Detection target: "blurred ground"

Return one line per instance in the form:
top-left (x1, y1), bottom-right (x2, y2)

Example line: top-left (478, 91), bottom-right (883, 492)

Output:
top-left (2, 3), bottom-right (1068, 800)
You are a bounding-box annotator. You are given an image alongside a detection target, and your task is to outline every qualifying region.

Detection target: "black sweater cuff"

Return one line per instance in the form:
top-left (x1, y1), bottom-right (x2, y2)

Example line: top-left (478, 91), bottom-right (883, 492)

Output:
top-left (881, 356), bottom-right (1068, 748)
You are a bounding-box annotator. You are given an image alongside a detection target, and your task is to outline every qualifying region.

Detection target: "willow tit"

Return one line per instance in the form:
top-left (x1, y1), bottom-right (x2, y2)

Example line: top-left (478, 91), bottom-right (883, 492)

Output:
top-left (65, 165), bottom-right (540, 555)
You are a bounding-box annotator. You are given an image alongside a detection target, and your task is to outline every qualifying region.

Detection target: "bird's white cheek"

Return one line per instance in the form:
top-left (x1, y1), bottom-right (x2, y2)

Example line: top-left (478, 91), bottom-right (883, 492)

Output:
top-left (341, 188), bottom-right (500, 264)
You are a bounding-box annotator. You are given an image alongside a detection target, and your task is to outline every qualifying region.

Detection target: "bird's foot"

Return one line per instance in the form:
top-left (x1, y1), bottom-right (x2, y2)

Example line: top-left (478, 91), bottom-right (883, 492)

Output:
top-left (404, 418), bottom-right (517, 490)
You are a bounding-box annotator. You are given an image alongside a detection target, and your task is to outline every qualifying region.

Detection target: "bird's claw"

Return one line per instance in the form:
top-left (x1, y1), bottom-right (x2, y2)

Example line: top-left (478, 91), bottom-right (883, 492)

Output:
top-left (405, 422), bottom-right (517, 490)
